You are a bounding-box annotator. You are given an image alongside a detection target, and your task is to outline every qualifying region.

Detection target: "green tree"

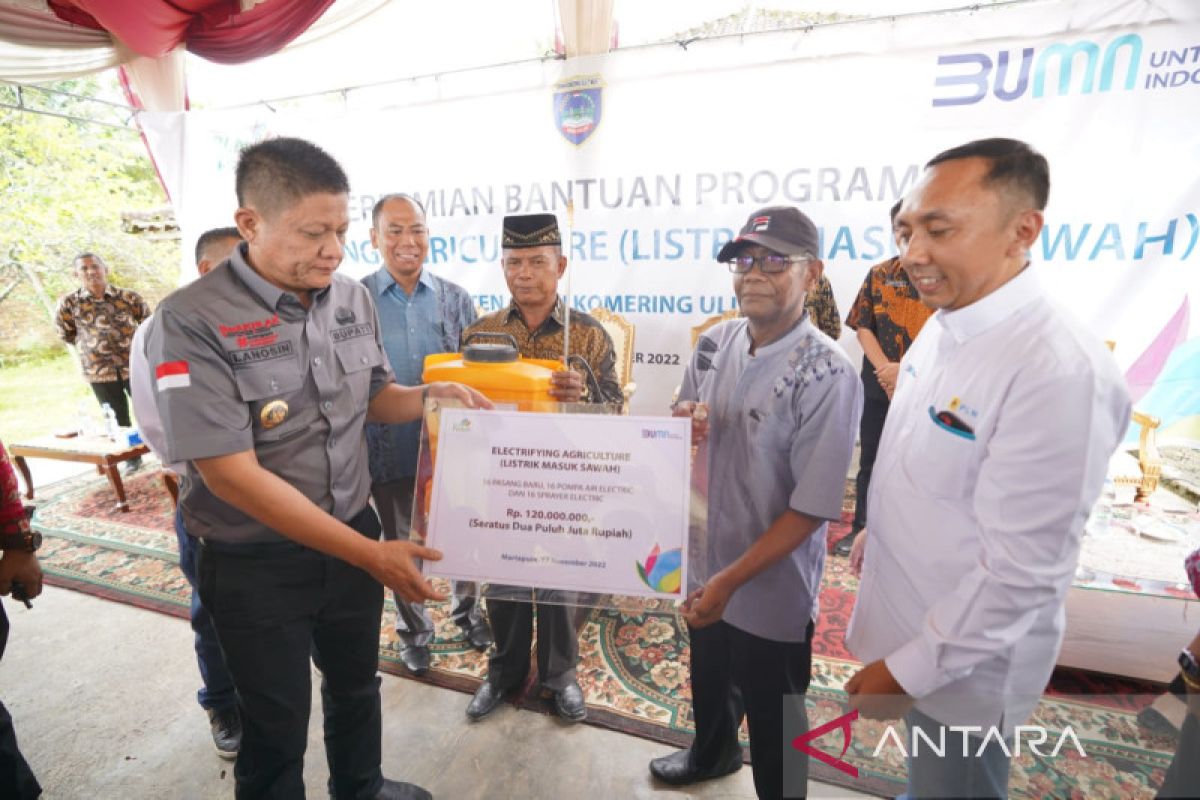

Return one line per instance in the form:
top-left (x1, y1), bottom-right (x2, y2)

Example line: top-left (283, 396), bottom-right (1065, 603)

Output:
top-left (0, 76), bottom-right (179, 359)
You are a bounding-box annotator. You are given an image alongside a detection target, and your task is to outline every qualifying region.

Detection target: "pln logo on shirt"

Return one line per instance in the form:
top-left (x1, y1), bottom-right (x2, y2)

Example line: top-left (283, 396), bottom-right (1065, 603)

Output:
top-left (929, 395), bottom-right (979, 440)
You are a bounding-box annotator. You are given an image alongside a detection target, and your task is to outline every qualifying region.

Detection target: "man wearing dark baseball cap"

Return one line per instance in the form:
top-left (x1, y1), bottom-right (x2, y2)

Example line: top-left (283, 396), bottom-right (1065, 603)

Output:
top-left (716, 205), bottom-right (821, 262)
top-left (652, 206), bottom-right (862, 798)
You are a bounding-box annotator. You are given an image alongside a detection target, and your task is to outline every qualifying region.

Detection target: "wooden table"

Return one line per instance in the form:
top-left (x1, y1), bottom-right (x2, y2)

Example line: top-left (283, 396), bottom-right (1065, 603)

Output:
top-left (9, 434), bottom-right (150, 512)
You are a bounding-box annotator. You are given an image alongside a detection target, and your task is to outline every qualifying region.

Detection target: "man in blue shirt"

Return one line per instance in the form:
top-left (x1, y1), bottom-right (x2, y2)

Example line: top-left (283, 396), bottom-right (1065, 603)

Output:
top-left (362, 194), bottom-right (492, 676)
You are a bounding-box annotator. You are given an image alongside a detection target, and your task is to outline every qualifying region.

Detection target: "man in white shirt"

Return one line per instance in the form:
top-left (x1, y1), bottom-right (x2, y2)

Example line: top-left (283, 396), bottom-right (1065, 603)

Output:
top-left (130, 226), bottom-right (243, 759)
top-left (845, 138), bottom-right (1130, 798)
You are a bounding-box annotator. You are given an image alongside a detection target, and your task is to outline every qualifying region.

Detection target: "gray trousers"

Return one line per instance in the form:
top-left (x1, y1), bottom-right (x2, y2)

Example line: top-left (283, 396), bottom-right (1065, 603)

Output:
top-left (370, 477), bottom-right (485, 647)
top-left (903, 707), bottom-right (1011, 799)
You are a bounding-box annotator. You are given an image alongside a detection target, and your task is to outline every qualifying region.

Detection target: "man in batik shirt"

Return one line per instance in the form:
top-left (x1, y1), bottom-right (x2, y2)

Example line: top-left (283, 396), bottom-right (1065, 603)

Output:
top-left (834, 202), bottom-right (933, 557)
top-left (56, 253), bottom-right (151, 473)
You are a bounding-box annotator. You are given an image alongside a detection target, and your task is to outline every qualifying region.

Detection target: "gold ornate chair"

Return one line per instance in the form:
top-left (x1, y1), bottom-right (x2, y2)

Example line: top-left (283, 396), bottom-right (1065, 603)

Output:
top-left (589, 307), bottom-right (637, 408)
top-left (1116, 410), bottom-right (1163, 502)
top-left (690, 308), bottom-right (741, 348)
top-left (1104, 341), bottom-right (1163, 501)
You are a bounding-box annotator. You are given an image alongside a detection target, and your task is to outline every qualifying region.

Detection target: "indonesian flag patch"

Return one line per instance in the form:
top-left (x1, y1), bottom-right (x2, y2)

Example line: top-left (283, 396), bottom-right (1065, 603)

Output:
top-left (155, 360), bottom-right (191, 390)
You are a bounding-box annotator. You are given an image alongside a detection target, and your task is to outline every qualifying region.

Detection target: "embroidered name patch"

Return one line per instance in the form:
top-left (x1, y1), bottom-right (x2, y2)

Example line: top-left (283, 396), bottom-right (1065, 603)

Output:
top-left (331, 324), bottom-right (374, 343)
top-left (230, 341), bottom-right (295, 367)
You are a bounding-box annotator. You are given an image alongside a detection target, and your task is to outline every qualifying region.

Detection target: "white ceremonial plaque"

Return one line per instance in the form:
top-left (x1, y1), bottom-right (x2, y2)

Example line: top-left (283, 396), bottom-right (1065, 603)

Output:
top-left (424, 408), bottom-right (691, 599)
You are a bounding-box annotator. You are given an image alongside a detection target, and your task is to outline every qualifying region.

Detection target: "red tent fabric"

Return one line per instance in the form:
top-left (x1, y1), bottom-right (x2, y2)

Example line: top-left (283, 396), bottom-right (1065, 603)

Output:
top-left (46, 0), bottom-right (334, 63)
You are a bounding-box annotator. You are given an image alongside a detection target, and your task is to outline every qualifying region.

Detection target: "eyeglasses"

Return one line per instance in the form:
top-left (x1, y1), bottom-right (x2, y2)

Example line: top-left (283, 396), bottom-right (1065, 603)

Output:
top-left (724, 254), bottom-right (808, 274)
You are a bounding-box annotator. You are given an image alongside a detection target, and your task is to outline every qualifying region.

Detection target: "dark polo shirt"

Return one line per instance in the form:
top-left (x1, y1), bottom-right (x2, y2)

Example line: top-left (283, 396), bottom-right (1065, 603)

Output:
top-left (146, 243), bottom-right (394, 544)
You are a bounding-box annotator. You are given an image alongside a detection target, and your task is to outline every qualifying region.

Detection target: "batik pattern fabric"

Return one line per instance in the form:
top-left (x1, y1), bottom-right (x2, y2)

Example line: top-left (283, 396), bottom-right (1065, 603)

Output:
top-left (845, 256), bottom-right (932, 360)
top-left (805, 274), bottom-right (841, 340)
top-left (55, 286), bottom-right (151, 382)
top-left (464, 300), bottom-right (623, 406)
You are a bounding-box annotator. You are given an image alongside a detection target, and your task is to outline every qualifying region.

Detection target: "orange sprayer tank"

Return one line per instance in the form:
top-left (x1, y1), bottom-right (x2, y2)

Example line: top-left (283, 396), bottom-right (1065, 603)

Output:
top-left (421, 332), bottom-right (559, 407)
top-left (419, 333), bottom-right (560, 513)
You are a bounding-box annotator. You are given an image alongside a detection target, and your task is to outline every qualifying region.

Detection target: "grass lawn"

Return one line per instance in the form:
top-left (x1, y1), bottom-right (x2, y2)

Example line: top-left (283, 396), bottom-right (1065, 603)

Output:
top-left (0, 353), bottom-right (96, 442)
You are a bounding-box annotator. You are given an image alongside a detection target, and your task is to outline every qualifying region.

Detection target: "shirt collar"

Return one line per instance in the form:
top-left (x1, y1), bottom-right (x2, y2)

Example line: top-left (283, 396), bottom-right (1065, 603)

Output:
top-left (935, 263), bottom-right (1040, 344)
top-left (743, 310), bottom-right (812, 357)
top-left (505, 297), bottom-right (565, 330)
top-left (228, 241), bottom-right (326, 313)
top-left (81, 285), bottom-right (117, 300)
top-left (373, 266), bottom-right (433, 298)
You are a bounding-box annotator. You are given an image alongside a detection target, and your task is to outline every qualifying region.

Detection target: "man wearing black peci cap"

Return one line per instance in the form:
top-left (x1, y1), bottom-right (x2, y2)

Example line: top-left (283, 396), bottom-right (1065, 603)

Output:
top-left (462, 213), bottom-right (623, 724)
top-left (651, 206), bottom-right (861, 798)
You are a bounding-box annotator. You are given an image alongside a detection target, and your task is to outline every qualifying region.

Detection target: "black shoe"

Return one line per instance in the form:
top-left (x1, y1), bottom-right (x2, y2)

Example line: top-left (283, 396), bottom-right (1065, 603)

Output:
top-left (330, 777), bottom-right (432, 800)
top-left (649, 747), bottom-right (742, 786)
top-left (833, 528), bottom-right (861, 557)
top-left (466, 681), bottom-right (505, 721)
top-left (398, 644), bottom-right (430, 676)
top-left (123, 456), bottom-right (144, 476)
top-left (553, 681), bottom-right (587, 722)
top-left (207, 706), bottom-right (241, 760)
top-left (464, 619), bottom-right (493, 652)
top-left (372, 779), bottom-right (433, 800)
top-left (1137, 705), bottom-right (1181, 738)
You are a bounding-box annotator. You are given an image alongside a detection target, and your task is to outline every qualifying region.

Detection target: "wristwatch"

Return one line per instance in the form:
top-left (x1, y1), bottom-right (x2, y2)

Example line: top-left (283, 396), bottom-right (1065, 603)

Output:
top-left (0, 530), bottom-right (41, 552)
top-left (1180, 648), bottom-right (1200, 686)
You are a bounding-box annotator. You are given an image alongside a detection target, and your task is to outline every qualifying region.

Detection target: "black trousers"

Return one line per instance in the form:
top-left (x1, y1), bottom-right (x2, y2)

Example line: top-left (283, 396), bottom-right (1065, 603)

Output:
top-left (89, 378), bottom-right (133, 428)
top-left (1158, 711), bottom-right (1200, 798)
top-left (688, 619), bottom-right (814, 800)
top-left (485, 591), bottom-right (578, 692)
top-left (852, 393), bottom-right (890, 531)
top-left (198, 508), bottom-right (385, 800)
top-left (0, 601), bottom-right (41, 799)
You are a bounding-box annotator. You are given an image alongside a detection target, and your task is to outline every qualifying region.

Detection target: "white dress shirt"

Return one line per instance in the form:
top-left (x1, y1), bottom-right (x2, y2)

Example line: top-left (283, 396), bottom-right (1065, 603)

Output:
top-left (129, 315), bottom-right (184, 472)
top-left (845, 265), bottom-right (1131, 733)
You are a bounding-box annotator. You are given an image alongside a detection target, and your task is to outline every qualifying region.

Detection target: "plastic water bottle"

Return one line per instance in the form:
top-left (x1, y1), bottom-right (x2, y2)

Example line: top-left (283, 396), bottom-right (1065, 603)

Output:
top-left (101, 402), bottom-right (119, 442)
top-left (1086, 478), bottom-right (1115, 538)
top-left (76, 400), bottom-right (92, 436)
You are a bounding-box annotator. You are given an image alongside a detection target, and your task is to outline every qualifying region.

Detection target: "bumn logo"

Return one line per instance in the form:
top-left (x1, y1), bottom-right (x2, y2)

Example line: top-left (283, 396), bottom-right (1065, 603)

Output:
top-left (932, 34), bottom-right (1141, 106)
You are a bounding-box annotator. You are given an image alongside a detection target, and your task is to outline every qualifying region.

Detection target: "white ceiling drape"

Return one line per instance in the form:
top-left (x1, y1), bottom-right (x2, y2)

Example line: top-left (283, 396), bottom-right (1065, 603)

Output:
top-left (0, 1), bottom-right (123, 80)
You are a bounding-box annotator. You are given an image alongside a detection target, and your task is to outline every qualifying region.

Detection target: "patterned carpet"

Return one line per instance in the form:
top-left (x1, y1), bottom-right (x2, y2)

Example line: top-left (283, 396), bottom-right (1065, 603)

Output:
top-left (30, 469), bottom-right (1180, 798)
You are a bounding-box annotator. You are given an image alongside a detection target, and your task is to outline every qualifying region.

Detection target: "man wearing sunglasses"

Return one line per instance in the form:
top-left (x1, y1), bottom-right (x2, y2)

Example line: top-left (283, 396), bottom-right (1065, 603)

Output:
top-left (650, 206), bottom-right (861, 799)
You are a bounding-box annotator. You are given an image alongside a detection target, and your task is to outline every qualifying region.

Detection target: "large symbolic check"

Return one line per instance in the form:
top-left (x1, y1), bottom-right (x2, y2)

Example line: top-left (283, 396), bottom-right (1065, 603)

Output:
top-left (425, 408), bottom-right (691, 599)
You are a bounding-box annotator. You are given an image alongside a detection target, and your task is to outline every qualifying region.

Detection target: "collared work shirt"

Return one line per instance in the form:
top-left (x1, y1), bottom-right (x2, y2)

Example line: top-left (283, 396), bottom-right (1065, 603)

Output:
top-left (845, 256), bottom-right (934, 399)
top-left (361, 267), bottom-right (476, 482)
top-left (679, 316), bottom-right (861, 642)
top-left (464, 300), bottom-right (623, 407)
top-left (55, 285), bottom-right (151, 382)
top-left (145, 243), bottom-right (394, 544)
top-left (129, 315), bottom-right (184, 472)
top-left (845, 266), bottom-right (1131, 733)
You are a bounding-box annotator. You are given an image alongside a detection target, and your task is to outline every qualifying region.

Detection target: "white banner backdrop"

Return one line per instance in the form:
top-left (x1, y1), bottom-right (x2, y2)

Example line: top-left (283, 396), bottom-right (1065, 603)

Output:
top-left (142, 0), bottom-right (1200, 420)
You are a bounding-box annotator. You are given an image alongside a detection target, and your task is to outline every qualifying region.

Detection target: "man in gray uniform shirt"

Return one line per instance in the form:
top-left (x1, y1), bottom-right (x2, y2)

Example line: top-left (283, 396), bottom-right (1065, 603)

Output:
top-left (649, 206), bottom-right (861, 799)
top-left (146, 137), bottom-right (487, 800)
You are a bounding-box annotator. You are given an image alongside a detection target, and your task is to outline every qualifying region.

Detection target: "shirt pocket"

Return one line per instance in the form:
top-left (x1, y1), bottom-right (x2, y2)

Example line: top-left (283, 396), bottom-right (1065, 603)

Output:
top-left (900, 407), bottom-right (978, 499)
top-left (335, 339), bottom-right (385, 408)
top-left (234, 366), bottom-right (307, 444)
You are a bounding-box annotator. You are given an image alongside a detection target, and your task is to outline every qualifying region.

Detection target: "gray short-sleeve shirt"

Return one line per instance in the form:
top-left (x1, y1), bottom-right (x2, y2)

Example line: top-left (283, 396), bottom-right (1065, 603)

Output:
top-left (145, 243), bottom-right (395, 544)
top-left (679, 316), bottom-right (862, 642)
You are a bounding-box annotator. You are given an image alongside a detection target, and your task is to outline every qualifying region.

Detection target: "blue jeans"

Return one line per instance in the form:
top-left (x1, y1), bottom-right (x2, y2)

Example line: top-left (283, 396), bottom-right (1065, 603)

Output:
top-left (902, 707), bottom-right (1011, 799)
top-left (174, 507), bottom-right (237, 711)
